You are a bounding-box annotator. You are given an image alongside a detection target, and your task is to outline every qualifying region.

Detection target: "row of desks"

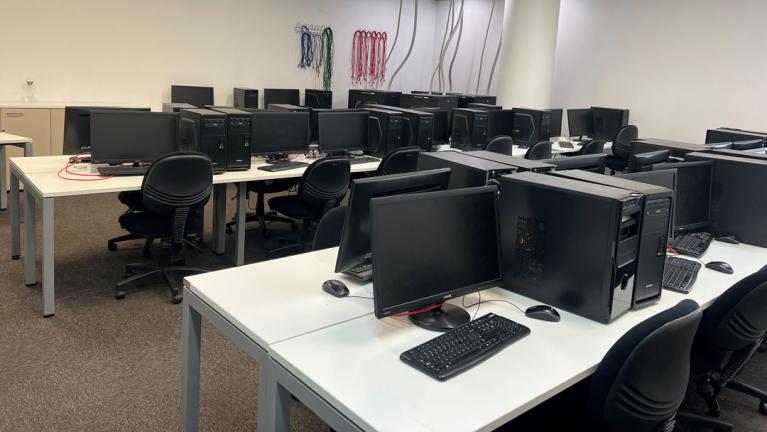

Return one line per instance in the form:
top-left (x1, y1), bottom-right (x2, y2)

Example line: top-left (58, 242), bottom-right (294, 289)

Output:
top-left (182, 241), bottom-right (767, 431)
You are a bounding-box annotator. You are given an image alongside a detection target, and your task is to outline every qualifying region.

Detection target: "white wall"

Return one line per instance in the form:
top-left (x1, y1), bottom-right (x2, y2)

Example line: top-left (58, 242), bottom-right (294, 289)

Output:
top-left (0, 0), bottom-right (446, 110)
top-left (552, 0), bottom-right (767, 142)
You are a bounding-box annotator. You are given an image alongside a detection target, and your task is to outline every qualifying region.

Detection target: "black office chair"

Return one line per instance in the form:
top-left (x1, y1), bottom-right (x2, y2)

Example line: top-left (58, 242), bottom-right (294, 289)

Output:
top-left (107, 191), bottom-right (154, 257)
top-left (115, 152), bottom-right (213, 304)
top-left (266, 157), bottom-right (351, 257)
top-left (577, 139), bottom-right (607, 155)
top-left (606, 125), bottom-right (638, 173)
top-left (225, 179), bottom-right (298, 238)
top-left (311, 205), bottom-right (347, 251)
top-left (541, 154), bottom-right (607, 173)
top-left (588, 299), bottom-right (706, 432)
top-left (730, 139), bottom-right (764, 151)
top-left (524, 141), bottom-right (552, 160)
top-left (689, 266), bottom-right (767, 426)
top-left (627, 150), bottom-right (671, 173)
top-left (485, 135), bottom-right (514, 156)
top-left (375, 146), bottom-right (421, 176)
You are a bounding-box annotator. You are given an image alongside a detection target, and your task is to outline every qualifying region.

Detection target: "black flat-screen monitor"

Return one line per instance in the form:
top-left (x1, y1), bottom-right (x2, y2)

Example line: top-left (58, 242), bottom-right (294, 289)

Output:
top-left (90, 111), bottom-right (178, 165)
top-left (335, 169), bottom-right (452, 279)
top-left (171, 85), bottom-right (214, 107)
top-left (63, 106), bottom-right (151, 154)
top-left (309, 109), bottom-right (358, 143)
top-left (652, 161), bottom-right (713, 235)
top-left (567, 108), bottom-right (594, 139)
top-left (370, 186), bottom-right (501, 331)
top-left (548, 108), bottom-right (563, 137)
top-left (591, 107), bottom-right (629, 140)
top-left (317, 111), bottom-right (369, 153)
top-left (250, 111), bottom-right (309, 156)
top-left (264, 88), bottom-right (300, 108)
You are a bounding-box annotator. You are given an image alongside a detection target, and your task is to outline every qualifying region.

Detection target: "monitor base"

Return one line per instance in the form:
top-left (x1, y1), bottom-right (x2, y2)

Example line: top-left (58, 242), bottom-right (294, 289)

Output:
top-left (410, 303), bottom-right (470, 332)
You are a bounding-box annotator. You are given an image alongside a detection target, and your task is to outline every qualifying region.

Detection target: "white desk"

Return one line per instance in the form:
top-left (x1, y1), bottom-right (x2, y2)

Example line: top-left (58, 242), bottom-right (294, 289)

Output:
top-left (509, 139), bottom-right (613, 158)
top-left (9, 155), bottom-right (379, 317)
top-left (0, 132), bottom-right (33, 210)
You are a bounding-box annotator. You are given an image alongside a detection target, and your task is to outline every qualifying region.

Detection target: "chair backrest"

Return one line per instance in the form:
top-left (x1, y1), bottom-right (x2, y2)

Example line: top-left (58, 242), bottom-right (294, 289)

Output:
top-left (312, 205), bottom-right (347, 251)
top-left (376, 146), bottom-right (421, 176)
top-left (541, 154), bottom-right (607, 173)
top-left (485, 135), bottom-right (514, 156)
top-left (578, 139), bottom-right (607, 155)
top-left (613, 125), bottom-right (639, 159)
top-left (730, 139), bottom-right (763, 151)
top-left (298, 157), bottom-right (351, 209)
top-left (588, 299), bottom-right (702, 432)
top-left (525, 141), bottom-right (553, 160)
top-left (627, 150), bottom-right (670, 173)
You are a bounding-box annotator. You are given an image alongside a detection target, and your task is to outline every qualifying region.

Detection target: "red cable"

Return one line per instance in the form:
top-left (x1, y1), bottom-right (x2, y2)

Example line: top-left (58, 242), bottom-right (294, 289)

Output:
top-left (393, 303), bottom-right (444, 317)
top-left (57, 162), bottom-right (112, 181)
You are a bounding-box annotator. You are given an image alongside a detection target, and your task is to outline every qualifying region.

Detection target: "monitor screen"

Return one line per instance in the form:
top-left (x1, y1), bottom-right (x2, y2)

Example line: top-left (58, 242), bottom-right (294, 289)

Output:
top-left (591, 107), bottom-right (629, 140)
top-left (335, 169), bottom-right (452, 275)
top-left (251, 111), bottom-right (309, 155)
top-left (567, 108), bottom-right (594, 138)
top-left (548, 108), bottom-right (563, 137)
top-left (652, 161), bottom-right (713, 234)
top-left (63, 106), bottom-right (150, 154)
top-left (264, 88), bottom-right (300, 107)
top-left (317, 111), bottom-right (369, 153)
top-left (370, 186), bottom-right (501, 319)
top-left (171, 85), bottom-right (214, 107)
top-left (309, 109), bottom-right (358, 142)
top-left (90, 111), bottom-right (178, 165)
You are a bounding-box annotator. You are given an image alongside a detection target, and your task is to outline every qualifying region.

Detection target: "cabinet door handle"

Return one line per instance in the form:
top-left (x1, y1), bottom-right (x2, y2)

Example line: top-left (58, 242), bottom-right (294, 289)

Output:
top-left (6, 112), bottom-right (25, 118)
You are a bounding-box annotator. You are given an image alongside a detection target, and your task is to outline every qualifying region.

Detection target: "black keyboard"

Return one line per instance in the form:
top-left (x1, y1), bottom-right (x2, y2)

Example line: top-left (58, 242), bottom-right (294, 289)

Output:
top-left (347, 156), bottom-right (381, 165)
top-left (257, 161), bottom-right (309, 172)
top-left (663, 256), bottom-right (702, 294)
top-left (97, 166), bottom-right (148, 176)
top-left (558, 141), bottom-right (575, 148)
top-left (400, 313), bottom-right (531, 381)
top-left (345, 262), bottom-right (373, 281)
top-left (671, 232), bottom-right (713, 257)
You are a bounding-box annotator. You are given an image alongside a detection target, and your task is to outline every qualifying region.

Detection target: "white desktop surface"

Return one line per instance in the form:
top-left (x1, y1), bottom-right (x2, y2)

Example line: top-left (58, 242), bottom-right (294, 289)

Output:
top-left (185, 247), bottom-right (374, 348)
top-left (0, 132), bottom-right (33, 144)
top-left (269, 288), bottom-right (658, 432)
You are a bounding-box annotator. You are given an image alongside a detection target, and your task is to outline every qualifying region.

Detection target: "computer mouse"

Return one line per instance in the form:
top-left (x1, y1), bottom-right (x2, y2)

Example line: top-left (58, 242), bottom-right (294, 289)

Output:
top-left (525, 305), bottom-right (561, 322)
top-left (715, 235), bottom-right (740, 245)
top-left (322, 279), bottom-right (349, 298)
top-left (706, 261), bottom-right (734, 275)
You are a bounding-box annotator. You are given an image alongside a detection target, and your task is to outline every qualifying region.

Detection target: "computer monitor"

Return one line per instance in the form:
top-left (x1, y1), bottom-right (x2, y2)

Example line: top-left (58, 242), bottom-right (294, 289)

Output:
top-left (171, 85), bottom-right (214, 107)
top-left (63, 106), bottom-right (151, 154)
top-left (591, 107), bottom-right (629, 140)
top-left (250, 111), bottom-right (309, 158)
top-left (309, 109), bottom-right (358, 143)
top-left (370, 186), bottom-right (501, 331)
top-left (652, 161), bottom-right (713, 236)
top-left (317, 111), bottom-right (369, 153)
top-left (264, 88), bottom-right (300, 108)
top-left (90, 111), bottom-right (178, 165)
top-left (567, 108), bottom-right (594, 139)
top-left (335, 169), bottom-right (452, 279)
top-left (548, 108), bottom-right (563, 137)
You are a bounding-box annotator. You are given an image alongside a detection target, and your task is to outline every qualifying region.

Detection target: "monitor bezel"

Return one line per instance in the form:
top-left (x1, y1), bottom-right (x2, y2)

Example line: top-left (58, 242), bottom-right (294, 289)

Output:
top-left (90, 110), bottom-right (179, 165)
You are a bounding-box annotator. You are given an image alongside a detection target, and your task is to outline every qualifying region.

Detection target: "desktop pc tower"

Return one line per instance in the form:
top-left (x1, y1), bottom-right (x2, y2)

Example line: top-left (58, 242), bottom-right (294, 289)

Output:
top-left (450, 94), bottom-right (497, 108)
top-left (210, 107), bottom-right (253, 171)
top-left (551, 170), bottom-right (673, 309)
top-left (464, 150), bottom-right (555, 173)
top-left (163, 102), bottom-right (197, 113)
top-left (366, 105), bottom-right (434, 151)
top-left (548, 108), bottom-right (563, 137)
top-left (305, 89), bottom-right (333, 109)
top-left (417, 151), bottom-right (517, 189)
top-left (498, 172), bottom-right (642, 323)
top-left (348, 89), bottom-right (402, 109)
top-left (467, 103), bottom-right (502, 111)
top-left (233, 88), bottom-right (259, 109)
top-left (268, 104), bottom-right (309, 112)
top-left (512, 108), bottom-right (552, 147)
top-left (400, 93), bottom-right (459, 110)
top-left (178, 109), bottom-right (228, 173)
top-left (450, 108), bottom-right (489, 151)
top-left (365, 107), bottom-right (405, 157)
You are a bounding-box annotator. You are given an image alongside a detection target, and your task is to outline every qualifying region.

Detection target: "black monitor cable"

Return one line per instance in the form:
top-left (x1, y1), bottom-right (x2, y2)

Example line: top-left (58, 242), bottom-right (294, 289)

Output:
top-left (463, 291), bottom-right (525, 321)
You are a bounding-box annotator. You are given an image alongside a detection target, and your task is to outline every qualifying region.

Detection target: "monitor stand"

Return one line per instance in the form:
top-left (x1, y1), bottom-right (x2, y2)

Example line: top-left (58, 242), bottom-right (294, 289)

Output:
top-left (409, 303), bottom-right (470, 332)
top-left (265, 154), bottom-right (290, 164)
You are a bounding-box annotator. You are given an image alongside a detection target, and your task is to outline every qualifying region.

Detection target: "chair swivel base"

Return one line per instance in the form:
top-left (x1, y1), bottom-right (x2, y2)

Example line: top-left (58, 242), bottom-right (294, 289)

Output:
top-left (116, 260), bottom-right (208, 304)
top-left (108, 235), bottom-right (154, 258)
top-left (226, 211), bottom-right (297, 238)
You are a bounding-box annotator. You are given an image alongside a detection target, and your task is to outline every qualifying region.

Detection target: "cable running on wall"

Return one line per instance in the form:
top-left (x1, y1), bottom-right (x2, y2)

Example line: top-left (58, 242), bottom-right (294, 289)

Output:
top-left (386, 0), bottom-right (404, 66)
top-left (475, 0), bottom-right (497, 95)
top-left (387, 0), bottom-right (418, 90)
top-left (429, 0), bottom-right (464, 94)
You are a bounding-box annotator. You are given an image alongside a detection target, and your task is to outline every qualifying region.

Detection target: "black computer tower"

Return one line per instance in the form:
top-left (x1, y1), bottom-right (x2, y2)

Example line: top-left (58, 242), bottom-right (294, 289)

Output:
top-left (210, 107), bottom-right (253, 171)
top-left (400, 93), bottom-right (459, 110)
top-left (464, 150), bottom-right (555, 173)
top-left (268, 104), bottom-right (308, 112)
top-left (348, 89), bottom-right (402, 109)
top-left (418, 151), bottom-right (517, 189)
top-left (305, 89), bottom-right (333, 109)
top-left (548, 108), bottom-right (563, 137)
top-left (418, 107), bottom-right (451, 145)
top-left (467, 103), bottom-right (502, 111)
top-left (498, 172), bottom-right (642, 323)
top-left (450, 94), bottom-right (497, 107)
top-left (365, 107), bottom-right (404, 157)
top-left (163, 102), bottom-right (197, 113)
top-left (233, 88), bottom-right (259, 109)
top-left (551, 170), bottom-right (673, 309)
top-left (487, 109), bottom-right (515, 140)
top-left (179, 109), bottom-right (227, 173)
top-left (450, 108), bottom-right (489, 151)
top-left (512, 108), bottom-right (552, 147)
top-left (367, 105), bottom-right (433, 151)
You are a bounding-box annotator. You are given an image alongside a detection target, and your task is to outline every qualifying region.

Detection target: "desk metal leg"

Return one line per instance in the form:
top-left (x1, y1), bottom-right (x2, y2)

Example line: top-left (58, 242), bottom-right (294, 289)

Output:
top-left (258, 359), bottom-right (292, 432)
top-left (211, 184), bottom-right (227, 255)
top-left (42, 198), bottom-right (55, 318)
top-left (10, 171), bottom-right (20, 260)
top-left (235, 183), bottom-right (247, 266)
top-left (181, 296), bottom-right (202, 432)
top-left (24, 189), bottom-right (36, 287)
top-left (23, 142), bottom-right (33, 158)
top-left (0, 146), bottom-right (7, 211)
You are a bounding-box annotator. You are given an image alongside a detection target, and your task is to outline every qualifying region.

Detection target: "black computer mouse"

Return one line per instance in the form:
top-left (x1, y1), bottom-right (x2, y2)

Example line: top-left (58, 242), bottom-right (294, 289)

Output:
top-left (706, 261), bottom-right (734, 275)
top-left (322, 279), bottom-right (349, 298)
top-left (715, 235), bottom-right (740, 245)
top-left (525, 305), bottom-right (561, 322)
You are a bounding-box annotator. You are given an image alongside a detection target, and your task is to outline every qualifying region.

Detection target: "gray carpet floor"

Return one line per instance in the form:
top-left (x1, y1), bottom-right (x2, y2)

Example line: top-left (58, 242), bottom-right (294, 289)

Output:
top-left (0, 186), bottom-right (764, 431)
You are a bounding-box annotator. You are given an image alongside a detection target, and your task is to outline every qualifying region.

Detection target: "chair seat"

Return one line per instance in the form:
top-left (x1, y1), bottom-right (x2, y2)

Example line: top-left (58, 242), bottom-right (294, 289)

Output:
top-left (606, 155), bottom-right (628, 172)
top-left (268, 195), bottom-right (322, 220)
top-left (119, 211), bottom-right (203, 237)
top-left (248, 178), bottom-right (298, 194)
top-left (118, 190), bottom-right (144, 211)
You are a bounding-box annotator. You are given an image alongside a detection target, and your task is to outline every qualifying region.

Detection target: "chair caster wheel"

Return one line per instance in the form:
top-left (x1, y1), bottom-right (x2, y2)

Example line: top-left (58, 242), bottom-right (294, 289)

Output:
top-left (226, 227), bottom-right (234, 234)
top-left (108, 242), bottom-right (117, 251)
top-left (759, 400), bottom-right (767, 416)
top-left (115, 290), bottom-right (126, 300)
top-left (171, 293), bottom-right (183, 304)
